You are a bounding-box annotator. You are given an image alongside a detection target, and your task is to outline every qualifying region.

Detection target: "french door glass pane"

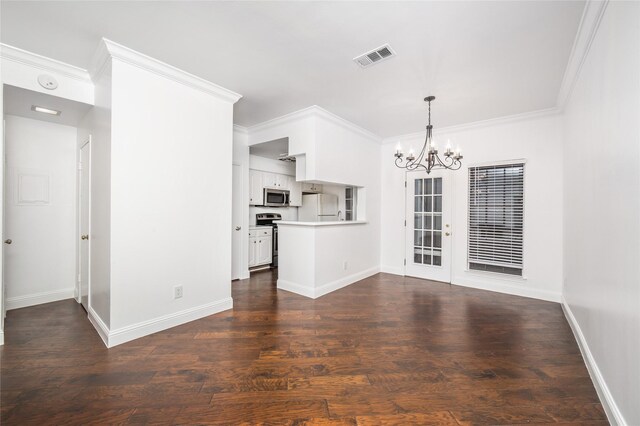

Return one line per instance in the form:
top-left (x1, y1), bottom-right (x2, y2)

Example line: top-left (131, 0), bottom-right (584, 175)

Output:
top-left (434, 196), bottom-right (442, 213)
top-left (425, 179), bottom-right (433, 195)
top-left (424, 197), bottom-right (432, 212)
top-left (424, 214), bottom-right (432, 230)
top-left (415, 196), bottom-right (423, 212)
top-left (415, 179), bottom-right (423, 195)
top-left (434, 178), bottom-right (442, 194)
top-left (414, 214), bottom-right (422, 230)
top-left (433, 215), bottom-right (442, 230)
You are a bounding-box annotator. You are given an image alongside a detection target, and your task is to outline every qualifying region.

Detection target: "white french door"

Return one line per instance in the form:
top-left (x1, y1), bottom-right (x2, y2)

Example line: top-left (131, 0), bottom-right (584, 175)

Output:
top-left (405, 170), bottom-right (452, 282)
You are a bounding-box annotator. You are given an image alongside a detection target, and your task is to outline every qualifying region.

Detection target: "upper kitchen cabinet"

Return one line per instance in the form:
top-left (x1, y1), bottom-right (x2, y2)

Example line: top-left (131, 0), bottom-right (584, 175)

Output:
top-left (249, 169), bottom-right (264, 206)
top-left (262, 172), bottom-right (288, 189)
top-left (302, 182), bottom-right (323, 193)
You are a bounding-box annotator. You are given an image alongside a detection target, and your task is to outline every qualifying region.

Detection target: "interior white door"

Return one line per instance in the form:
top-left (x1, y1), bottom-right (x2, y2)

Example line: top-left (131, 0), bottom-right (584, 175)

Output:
top-left (79, 140), bottom-right (91, 310)
top-left (405, 170), bottom-right (452, 282)
top-left (231, 164), bottom-right (243, 280)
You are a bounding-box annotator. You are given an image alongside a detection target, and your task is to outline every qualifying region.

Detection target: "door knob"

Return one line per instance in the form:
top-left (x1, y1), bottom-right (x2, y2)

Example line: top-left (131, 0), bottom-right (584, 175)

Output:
top-left (235, 226), bottom-right (241, 231)
top-left (81, 235), bottom-right (89, 240)
top-left (4, 239), bottom-right (11, 245)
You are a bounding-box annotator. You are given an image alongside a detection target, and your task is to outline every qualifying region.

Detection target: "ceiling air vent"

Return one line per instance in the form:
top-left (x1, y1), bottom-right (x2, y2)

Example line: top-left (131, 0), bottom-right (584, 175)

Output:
top-left (354, 44), bottom-right (396, 68)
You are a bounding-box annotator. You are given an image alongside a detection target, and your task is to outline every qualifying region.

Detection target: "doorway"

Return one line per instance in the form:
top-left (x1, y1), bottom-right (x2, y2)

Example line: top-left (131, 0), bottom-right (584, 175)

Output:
top-left (405, 170), bottom-right (453, 282)
top-left (2, 85), bottom-right (92, 315)
top-left (78, 139), bottom-right (91, 310)
top-left (231, 163), bottom-right (244, 280)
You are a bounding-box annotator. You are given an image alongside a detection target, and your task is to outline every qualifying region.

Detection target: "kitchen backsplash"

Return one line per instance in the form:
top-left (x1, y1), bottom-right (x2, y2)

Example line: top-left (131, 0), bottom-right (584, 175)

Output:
top-left (249, 206), bottom-right (298, 226)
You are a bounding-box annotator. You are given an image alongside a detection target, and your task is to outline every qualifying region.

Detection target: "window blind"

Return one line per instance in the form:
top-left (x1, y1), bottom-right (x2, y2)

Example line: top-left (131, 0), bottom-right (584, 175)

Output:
top-left (468, 163), bottom-right (524, 275)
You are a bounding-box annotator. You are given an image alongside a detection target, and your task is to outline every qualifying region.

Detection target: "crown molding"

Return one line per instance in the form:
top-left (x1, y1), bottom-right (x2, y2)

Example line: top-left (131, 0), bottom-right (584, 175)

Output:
top-left (233, 124), bottom-right (249, 135)
top-left (247, 105), bottom-right (382, 144)
top-left (556, 0), bottom-right (609, 110)
top-left (313, 106), bottom-right (383, 143)
top-left (0, 43), bottom-right (91, 82)
top-left (91, 38), bottom-right (242, 104)
top-left (383, 107), bottom-right (560, 144)
top-left (246, 106), bottom-right (319, 134)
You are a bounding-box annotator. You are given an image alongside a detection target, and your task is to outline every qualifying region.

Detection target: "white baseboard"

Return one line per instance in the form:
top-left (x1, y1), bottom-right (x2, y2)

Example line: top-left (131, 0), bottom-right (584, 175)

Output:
top-left (315, 266), bottom-right (380, 298)
top-left (380, 265), bottom-right (405, 276)
top-left (0, 330), bottom-right (4, 345)
top-left (106, 297), bottom-right (233, 347)
top-left (6, 288), bottom-right (75, 310)
top-left (278, 266), bottom-right (380, 299)
top-left (562, 297), bottom-right (626, 426)
top-left (452, 276), bottom-right (561, 302)
top-left (87, 306), bottom-right (110, 347)
top-left (277, 279), bottom-right (316, 298)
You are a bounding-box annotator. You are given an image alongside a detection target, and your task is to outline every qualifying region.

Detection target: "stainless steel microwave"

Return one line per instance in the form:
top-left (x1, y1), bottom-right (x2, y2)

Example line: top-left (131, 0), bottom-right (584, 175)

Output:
top-left (263, 188), bottom-right (290, 207)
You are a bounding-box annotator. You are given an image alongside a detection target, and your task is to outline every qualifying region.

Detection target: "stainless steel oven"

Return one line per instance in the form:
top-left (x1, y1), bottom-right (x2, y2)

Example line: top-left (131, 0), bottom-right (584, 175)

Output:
top-left (263, 188), bottom-right (289, 207)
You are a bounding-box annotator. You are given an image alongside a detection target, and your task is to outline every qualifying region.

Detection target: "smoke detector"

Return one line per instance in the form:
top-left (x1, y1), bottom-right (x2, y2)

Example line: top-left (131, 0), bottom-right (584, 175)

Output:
top-left (353, 44), bottom-right (396, 68)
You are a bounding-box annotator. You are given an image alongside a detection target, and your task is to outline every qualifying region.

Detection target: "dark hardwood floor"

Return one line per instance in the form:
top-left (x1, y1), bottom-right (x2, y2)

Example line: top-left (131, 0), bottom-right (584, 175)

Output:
top-left (1, 271), bottom-right (605, 425)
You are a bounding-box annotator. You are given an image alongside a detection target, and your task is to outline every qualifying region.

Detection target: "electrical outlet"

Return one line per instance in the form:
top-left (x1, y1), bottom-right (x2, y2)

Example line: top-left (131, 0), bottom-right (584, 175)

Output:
top-left (174, 285), bottom-right (183, 299)
top-left (343, 261), bottom-right (348, 270)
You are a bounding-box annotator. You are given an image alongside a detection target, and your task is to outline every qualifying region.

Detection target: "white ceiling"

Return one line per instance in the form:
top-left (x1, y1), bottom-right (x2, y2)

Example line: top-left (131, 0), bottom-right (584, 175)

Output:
top-left (0, 1), bottom-right (585, 138)
top-left (3, 85), bottom-right (93, 127)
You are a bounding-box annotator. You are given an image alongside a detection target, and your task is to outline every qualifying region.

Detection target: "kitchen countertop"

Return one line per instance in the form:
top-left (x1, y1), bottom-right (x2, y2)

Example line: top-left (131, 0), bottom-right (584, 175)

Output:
top-left (277, 220), bottom-right (367, 227)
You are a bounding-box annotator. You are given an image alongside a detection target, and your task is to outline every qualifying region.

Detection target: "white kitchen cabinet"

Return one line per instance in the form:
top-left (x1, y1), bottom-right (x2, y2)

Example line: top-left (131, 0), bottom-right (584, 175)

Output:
top-left (263, 172), bottom-right (286, 189)
top-left (249, 169), bottom-right (264, 206)
top-left (249, 227), bottom-right (273, 267)
top-left (288, 176), bottom-right (302, 206)
top-left (302, 182), bottom-right (323, 193)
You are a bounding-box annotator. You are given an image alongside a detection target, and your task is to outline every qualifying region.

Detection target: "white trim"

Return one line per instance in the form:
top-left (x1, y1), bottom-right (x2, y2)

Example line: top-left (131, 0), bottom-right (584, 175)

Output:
top-left (233, 124), bottom-right (249, 135)
top-left (313, 107), bottom-right (382, 143)
top-left (0, 330), bottom-right (4, 345)
top-left (0, 43), bottom-right (91, 82)
top-left (277, 279), bottom-right (316, 299)
top-left (247, 105), bottom-right (382, 144)
top-left (6, 288), bottom-right (75, 310)
top-left (561, 296), bottom-right (626, 425)
top-left (383, 107), bottom-right (560, 145)
top-left (106, 297), bottom-right (233, 347)
top-left (556, 1), bottom-right (609, 110)
top-left (277, 266), bottom-right (379, 299)
top-left (379, 265), bottom-right (405, 276)
top-left (315, 266), bottom-right (379, 298)
top-left (87, 306), bottom-right (110, 347)
top-left (246, 106), bottom-right (318, 135)
top-left (91, 38), bottom-right (242, 104)
top-left (451, 276), bottom-right (560, 303)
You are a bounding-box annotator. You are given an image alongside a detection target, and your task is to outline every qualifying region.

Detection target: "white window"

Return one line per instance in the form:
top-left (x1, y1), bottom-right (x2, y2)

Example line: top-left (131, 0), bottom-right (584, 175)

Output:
top-left (468, 163), bottom-right (524, 276)
top-left (345, 187), bottom-right (356, 221)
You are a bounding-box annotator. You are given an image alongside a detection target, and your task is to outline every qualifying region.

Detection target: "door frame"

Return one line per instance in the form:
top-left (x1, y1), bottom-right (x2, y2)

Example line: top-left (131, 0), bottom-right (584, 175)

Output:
top-left (77, 137), bottom-right (91, 308)
top-left (404, 169), bottom-right (454, 283)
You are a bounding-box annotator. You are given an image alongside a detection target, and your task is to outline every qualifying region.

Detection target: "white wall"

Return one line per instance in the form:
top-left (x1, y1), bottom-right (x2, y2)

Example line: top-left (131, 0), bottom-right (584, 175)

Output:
top-left (4, 115), bottom-right (77, 309)
top-left (381, 113), bottom-right (564, 301)
top-left (107, 57), bottom-right (235, 339)
top-left (562, 2), bottom-right (639, 424)
top-left (278, 222), bottom-right (376, 298)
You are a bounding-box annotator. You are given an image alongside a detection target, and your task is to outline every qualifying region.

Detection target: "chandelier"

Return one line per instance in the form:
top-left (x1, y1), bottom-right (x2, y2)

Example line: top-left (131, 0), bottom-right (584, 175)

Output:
top-left (394, 96), bottom-right (463, 174)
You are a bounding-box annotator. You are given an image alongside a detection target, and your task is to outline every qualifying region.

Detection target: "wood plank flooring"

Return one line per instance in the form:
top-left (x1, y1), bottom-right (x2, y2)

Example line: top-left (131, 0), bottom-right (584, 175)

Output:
top-left (0, 271), bottom-right (606, 425)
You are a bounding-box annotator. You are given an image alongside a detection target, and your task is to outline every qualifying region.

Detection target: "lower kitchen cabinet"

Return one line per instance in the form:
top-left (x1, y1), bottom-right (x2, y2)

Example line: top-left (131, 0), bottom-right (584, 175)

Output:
top-left (249, 228), bottom-right (273, 267)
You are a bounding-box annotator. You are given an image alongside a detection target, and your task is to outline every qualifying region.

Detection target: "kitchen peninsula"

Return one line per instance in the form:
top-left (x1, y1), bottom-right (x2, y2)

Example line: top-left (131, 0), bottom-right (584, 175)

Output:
top-left (277, 219), bottom-right (378, 299)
